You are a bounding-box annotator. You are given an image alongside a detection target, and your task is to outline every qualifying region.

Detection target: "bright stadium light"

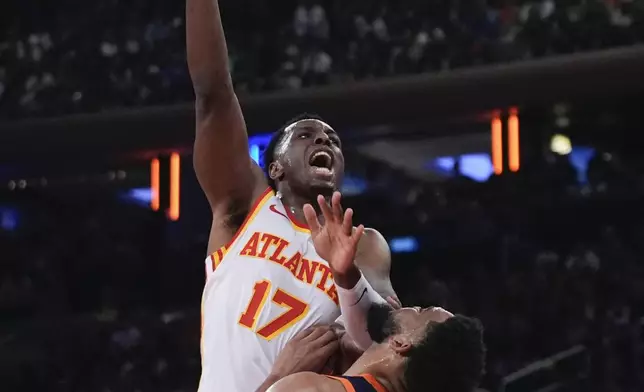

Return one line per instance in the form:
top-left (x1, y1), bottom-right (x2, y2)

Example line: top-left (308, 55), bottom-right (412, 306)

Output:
top-left (550, 134), bottom-right (572, 155)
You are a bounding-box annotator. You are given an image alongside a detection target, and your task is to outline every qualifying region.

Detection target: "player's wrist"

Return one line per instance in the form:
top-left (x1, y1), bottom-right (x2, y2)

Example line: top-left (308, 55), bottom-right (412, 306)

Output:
top-left (335, 272), bottom-right (369, 301)
top-left (331, 264), bottom-right (361, 290)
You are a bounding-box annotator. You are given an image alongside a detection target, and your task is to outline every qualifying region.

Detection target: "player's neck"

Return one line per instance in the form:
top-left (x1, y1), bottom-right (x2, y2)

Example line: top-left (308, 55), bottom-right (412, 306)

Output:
top-left (277, 191), bottom-right (310, 224)
top-left (276, 188), bottom-right (328, 225)
top-left (343, 346), bottom-right (405, 392)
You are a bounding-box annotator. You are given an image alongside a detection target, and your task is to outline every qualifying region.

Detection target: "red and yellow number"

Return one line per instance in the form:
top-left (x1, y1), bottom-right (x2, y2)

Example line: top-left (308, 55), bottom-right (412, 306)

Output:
top-left (238, 280), bottom-right (271, 329)
top-left (238, 280), bottom-right (309, 340)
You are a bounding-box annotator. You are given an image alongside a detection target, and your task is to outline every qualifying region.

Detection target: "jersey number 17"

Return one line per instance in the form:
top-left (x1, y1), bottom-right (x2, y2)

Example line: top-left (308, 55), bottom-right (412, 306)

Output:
top-left (238, 280), bottom-right (309, 340)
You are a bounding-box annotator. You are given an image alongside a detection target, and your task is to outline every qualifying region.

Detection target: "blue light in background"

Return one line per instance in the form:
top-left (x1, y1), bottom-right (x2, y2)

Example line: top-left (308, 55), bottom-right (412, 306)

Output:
top-left (431, 147), bottom-right (594, 184)
top-left (341, 174), bottom-right (368, 196)
top-left (434, 157), bottom-right (456, 174)
top-left (120, 188), bottom-right (152, 207)
top-left (430, 153), bottom-right (493, 182)
top-left (249, 133), bottom-right (273, 168)
top-left (250, 144), bottom-right (260, 164)
top-left (389, 236), bottom-right (419, 253)
top-left (248, 133), bottom-right (273, 147)
top-left (568, 146), bottom-right (595, 184)
top-left (459, 153), bottom-right (494, 182)
top-left (0, 207), bottom-right (19, 231)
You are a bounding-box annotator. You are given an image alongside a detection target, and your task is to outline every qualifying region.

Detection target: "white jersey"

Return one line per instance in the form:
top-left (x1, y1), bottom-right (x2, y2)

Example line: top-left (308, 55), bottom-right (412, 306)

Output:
top-left (198, 188), bottom-right (341, 392)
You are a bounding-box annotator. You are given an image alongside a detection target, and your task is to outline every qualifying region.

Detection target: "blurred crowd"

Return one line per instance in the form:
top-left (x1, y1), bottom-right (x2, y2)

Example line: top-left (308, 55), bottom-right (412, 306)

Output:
top-left (2, 0), bottom-right (644, 118)
top-left (2, 145), bottom-right (643, 392)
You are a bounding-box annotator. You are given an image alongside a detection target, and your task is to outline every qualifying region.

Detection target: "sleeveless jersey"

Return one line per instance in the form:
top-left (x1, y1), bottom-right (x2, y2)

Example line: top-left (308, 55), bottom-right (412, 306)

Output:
top-left (327, 374), bottom-right (388, 392)
top-left (198, 188), bottom-right (341, 392)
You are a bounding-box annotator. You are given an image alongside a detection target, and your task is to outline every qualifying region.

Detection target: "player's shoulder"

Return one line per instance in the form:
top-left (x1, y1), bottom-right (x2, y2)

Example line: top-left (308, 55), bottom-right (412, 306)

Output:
top-left (268, 372), bottom-right (344, 392)
top-left (356, 228), bottom-right (391, 268)
top-left (361, 228), bottom-right (388, 250)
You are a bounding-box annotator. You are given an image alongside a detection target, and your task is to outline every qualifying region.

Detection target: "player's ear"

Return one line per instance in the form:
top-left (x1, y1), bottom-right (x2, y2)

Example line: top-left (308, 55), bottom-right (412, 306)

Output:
top-left (269, 161), bottom-right (284, 181)
top-left (389, 335), bottom-right (413, 356)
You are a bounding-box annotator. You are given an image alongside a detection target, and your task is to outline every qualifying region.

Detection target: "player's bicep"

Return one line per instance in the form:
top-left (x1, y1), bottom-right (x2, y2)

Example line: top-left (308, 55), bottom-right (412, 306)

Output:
top-left (193, 92), bottom-right (257, 208)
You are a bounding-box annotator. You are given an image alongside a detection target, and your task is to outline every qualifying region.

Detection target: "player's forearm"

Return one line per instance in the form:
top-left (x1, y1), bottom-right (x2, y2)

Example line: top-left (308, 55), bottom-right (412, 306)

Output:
top-left (186, 0), bottom-right (233, 100)
top-left (336, 270), bottom-right (388, 351)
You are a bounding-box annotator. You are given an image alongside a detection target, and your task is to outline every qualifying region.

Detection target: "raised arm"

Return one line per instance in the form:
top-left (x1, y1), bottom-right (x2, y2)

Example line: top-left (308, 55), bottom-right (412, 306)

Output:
top-left (303, 193), bottom-right (391, 350)
top-left (186, 0), bottom-right (259, 214)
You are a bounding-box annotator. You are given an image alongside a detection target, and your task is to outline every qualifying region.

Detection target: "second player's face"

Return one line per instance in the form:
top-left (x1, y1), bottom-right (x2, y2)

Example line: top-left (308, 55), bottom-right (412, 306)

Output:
top-left (367, 304), bottom-right (454, 344)
top-left (278, 119), bottom-right (344, 193)
top-left (393, 306), bottom-right (454, 343)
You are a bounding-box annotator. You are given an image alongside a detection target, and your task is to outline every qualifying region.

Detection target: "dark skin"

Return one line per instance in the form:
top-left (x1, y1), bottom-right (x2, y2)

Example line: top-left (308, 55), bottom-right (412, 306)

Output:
top-left (186, 0), bottom-right (398, 299)
top-left (268, 120), bottom-right (344, 209)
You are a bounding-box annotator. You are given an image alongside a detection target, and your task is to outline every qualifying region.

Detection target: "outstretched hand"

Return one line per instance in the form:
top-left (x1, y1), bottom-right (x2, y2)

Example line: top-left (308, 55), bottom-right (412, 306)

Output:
top-left (269, 326), bottom-right (339, 380)
top-left (303, 192), bottom-right (364, 277)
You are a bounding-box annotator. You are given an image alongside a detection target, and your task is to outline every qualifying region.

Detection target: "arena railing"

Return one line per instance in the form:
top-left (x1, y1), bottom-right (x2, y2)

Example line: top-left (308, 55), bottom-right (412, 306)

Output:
top-left (1, 45), bottom-right (644, 162)
top-left (497, 345), bottom-right (589, 392)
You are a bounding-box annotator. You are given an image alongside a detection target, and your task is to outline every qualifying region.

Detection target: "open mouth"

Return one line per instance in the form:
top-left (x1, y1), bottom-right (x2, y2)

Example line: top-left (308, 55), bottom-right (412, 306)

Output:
top-left (308, 150), bottom-right (333, 170)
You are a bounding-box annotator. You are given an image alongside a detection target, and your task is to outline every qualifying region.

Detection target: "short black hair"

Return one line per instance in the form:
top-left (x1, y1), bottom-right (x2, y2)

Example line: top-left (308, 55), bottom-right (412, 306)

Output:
top-left (263, 113), bottom-right (326, 190)
top-left (405, 315), bottom-right (486, 392)
top-left (367, 303), bottom-right (398, 343)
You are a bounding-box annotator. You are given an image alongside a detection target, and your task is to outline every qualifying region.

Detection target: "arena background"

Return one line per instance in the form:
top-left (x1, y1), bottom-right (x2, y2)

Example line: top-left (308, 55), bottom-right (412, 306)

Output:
top-left (1, 1), bottom-right (644, 391)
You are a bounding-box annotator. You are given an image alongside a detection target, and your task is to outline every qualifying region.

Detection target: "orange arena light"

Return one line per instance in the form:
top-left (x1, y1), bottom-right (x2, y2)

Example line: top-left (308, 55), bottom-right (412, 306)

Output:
top-left (508, 108), bottom-right (520, 172)
top-left (150, 158), bottom-right (160, 211)
top-left (491, 112), bottom-right (503, 175)
top-left (168, 153), bottom-right (181, 221)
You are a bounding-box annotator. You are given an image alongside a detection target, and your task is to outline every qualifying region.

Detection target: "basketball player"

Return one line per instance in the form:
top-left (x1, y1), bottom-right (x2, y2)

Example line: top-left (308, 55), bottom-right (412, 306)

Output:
top-left (264, 305), bottom-right (486, 392)
top-left (186, 0), bottom-right (398, 391)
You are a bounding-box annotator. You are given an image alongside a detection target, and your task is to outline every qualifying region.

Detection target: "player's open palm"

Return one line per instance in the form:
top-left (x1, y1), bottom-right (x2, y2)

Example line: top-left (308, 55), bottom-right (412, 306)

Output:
top-left (303, 192), bottom-right (365, 276)
top-left (270, 326), bottom-right (339, 379)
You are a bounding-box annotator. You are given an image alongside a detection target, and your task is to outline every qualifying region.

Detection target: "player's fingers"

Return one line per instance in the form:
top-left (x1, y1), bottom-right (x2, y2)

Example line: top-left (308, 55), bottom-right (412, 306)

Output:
top-left (302, 325), bottom-right (333, 342)
top-left (386, 296), bottom-right (402, 309)
top-left (331, 191), bottom-right (343, 222)
top-left (291, 325), bottom-right (318, 341)
top-left (342, 208), bottom-right (354, 236)
top-left (311, 329), bottom-right (338, 347)
top-left (351, 224), bottom-right (365, 247)
top-left (317, 194), bottom-right (333, 224)
top-left (316, 338), bottom-right (340, 361)
top-left (303, 203), bottom-right (322, 235)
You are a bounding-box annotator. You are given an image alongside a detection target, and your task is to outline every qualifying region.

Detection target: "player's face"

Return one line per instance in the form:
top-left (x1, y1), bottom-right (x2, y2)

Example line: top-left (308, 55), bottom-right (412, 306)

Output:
top-left (367, 304), bottom-right (453, 344)
top-left (393, 306), bottom-right (454, 342)
top-left (277, 119), bottom-right (344, 193)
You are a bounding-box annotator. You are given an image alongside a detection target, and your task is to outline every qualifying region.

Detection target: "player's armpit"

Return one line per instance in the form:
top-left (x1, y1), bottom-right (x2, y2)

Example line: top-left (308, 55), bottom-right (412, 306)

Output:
top-left (355, 228), bottom-right (399, 302)
top-left (187, 0), bottom-right (263, 210)
top-left (267, 372), bottom-right (342, 392)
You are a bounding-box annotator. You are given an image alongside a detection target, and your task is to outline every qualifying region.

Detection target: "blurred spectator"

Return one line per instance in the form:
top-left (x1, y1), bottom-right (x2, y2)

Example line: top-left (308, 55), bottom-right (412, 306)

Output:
top-left (2, 0), bottom-right (644, 118)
